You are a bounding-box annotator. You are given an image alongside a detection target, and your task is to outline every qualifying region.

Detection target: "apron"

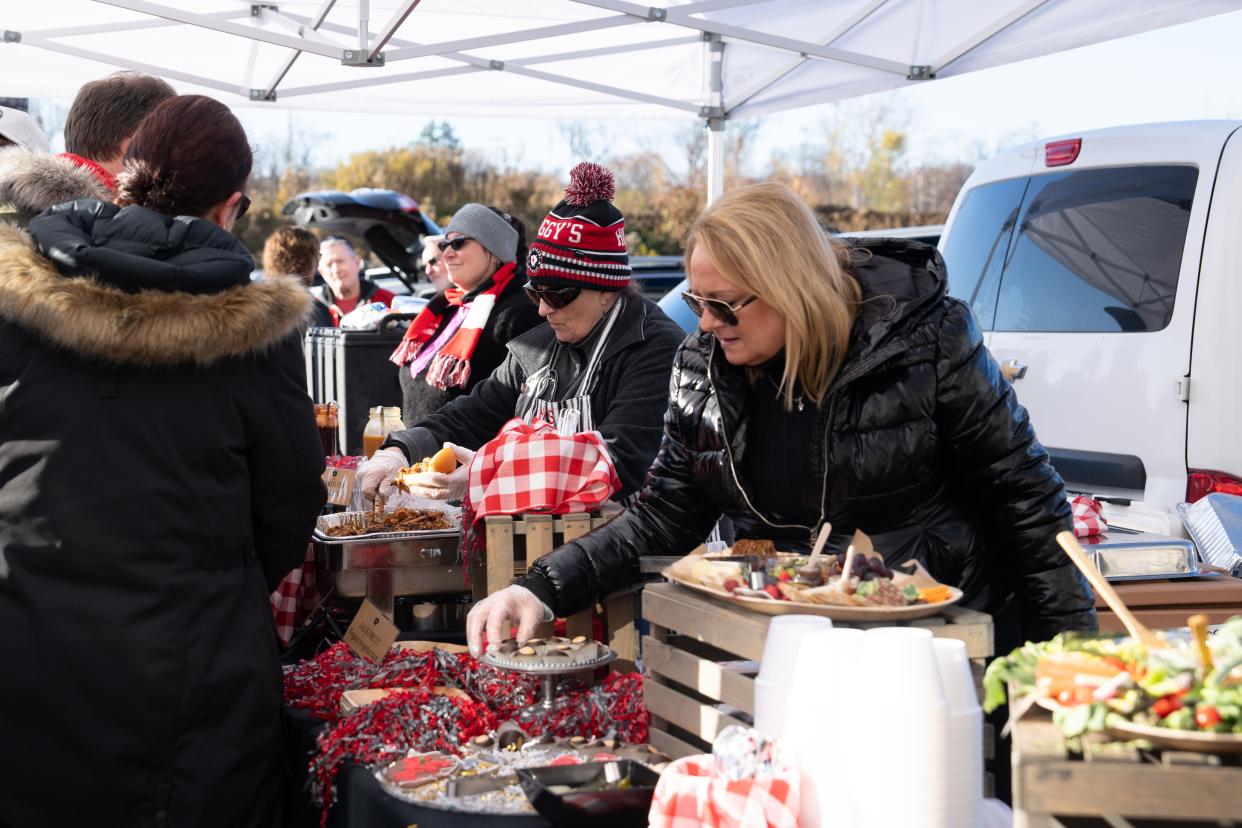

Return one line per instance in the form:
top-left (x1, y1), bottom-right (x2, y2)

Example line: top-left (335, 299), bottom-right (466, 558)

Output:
top-left (513, 297), bottom-right (624, 435)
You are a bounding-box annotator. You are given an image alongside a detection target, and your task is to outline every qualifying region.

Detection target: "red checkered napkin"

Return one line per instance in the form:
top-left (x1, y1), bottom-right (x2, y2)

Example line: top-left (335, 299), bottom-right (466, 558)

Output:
top-left (465, 418), bottom-right (620, 522)
top-left (648, 755), bottom-right (801, 828)
top-left (1070, 494), bottom-right (1107, 538)
top-left (270, 543), bottom-right (316, 646)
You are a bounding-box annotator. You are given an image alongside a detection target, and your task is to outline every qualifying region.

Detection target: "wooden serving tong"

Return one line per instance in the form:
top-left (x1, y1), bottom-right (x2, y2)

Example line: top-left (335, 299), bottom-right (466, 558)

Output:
top-left (1055, 531), bottom-right (1167, 650)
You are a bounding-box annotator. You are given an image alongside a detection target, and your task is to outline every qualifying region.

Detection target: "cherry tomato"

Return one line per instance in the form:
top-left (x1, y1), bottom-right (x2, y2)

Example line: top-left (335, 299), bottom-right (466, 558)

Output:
top-left (777, 571), bottom-right (791, 582)
top-left (1152, 696), bottom-right (1183, 718)
top-left (1196, 706), bottom-right (1222, 728)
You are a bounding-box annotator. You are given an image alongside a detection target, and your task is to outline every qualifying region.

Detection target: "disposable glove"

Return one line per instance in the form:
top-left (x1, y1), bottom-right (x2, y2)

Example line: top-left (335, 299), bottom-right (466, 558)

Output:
top-left (399, 443), bottom-right (475, 501)
top-left (466, 584), bottom-right (553, 658)
top-left (355, 447), bottom-right (408, 504)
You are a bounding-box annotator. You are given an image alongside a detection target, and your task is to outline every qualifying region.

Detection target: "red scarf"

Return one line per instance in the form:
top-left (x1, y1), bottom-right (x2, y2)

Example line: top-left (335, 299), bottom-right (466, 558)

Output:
top-left (58, 153), bottom-right (116, 192)
top-left (388, 261), bottom-right (518, 390)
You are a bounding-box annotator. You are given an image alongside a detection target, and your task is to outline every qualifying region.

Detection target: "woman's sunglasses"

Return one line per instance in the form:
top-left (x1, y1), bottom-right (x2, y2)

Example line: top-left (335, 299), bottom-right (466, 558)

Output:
top-left (236, 193), bottom-right (251, 220)
top-left (680, 290), bottom-right (758, 326)
top-left (437, 236), bottom-right (473, 253)
top-left (524, 281), bottom-right (582, 310)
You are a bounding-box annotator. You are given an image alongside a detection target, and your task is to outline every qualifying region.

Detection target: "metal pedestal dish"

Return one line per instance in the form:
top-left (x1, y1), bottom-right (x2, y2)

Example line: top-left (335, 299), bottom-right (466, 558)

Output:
top-left (481, 645), bottom-right (617, 724)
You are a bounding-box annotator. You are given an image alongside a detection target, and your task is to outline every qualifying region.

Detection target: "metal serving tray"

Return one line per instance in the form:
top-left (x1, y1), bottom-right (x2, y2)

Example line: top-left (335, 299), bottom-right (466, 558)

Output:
top-left (1082, 533), bottom-right (1201, 581)
top-left (312, 509), bottom-right (466, 604)
top-left (313, 509), bottom-right (461, 548)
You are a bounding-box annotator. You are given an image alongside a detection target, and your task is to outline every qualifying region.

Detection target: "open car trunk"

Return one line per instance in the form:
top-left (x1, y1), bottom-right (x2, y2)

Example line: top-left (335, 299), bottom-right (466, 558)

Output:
top-left (282, 188), bottom-right (441, 293)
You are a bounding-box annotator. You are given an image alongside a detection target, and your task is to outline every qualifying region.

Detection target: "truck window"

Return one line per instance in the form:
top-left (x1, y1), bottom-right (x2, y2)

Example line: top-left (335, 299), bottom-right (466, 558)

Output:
top-left (992, 165), bottom-right (1198, 333)
top-left (940, 177), bottom-right (1028, 330)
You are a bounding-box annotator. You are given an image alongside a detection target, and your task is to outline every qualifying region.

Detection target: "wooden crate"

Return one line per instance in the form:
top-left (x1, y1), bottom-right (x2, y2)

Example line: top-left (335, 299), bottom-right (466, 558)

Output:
top-left (641, 580), bottom-right (995, 759)
top-left (1012, 699), bottom-right (1242, 827)
top-left (474, 508), bottom-right (637, 672)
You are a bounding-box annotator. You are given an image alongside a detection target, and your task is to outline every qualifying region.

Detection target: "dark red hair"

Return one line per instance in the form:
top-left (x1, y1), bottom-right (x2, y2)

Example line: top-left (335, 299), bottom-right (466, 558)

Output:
top-left (115, 95), bottom-right (252, 218)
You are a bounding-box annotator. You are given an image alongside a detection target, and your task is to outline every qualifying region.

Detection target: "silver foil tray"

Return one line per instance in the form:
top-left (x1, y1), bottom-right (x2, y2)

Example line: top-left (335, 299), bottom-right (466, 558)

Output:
top-left (1085, 535), bottom-right (1200, 581)
top-left (312, 509), bottom-right (460, 545)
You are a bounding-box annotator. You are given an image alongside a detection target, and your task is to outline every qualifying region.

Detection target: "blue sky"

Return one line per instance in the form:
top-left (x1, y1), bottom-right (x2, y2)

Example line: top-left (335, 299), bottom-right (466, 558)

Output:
top-left (235, 8), bottom-right (1242, 176)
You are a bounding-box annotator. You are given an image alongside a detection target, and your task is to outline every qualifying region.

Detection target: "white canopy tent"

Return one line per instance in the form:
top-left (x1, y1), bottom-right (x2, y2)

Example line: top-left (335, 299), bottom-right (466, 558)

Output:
top-left (4, 0), bottom-right (1241, 201)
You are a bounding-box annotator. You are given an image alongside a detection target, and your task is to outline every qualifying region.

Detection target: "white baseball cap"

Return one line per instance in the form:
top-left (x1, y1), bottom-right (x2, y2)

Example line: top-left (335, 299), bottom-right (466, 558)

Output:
top-left (0, 106), bottom-right (50, 153)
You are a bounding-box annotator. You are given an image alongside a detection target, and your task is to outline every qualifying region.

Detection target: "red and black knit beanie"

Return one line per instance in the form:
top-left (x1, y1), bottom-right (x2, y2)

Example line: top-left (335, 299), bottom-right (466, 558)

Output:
top-left (526, 161), bottom-right (630, 292)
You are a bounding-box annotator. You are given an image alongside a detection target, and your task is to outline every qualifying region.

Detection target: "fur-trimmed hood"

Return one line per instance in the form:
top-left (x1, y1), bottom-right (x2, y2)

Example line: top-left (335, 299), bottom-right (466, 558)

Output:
top-left (0, 146), bottom-right (111, 227)
top-left (0, 223), bottom-right (311, 367)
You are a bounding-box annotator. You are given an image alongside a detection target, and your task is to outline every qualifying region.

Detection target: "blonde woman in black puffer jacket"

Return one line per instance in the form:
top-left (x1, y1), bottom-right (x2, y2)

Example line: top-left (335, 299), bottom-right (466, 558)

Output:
top-left (470, 181), bottom-right (1096, 656)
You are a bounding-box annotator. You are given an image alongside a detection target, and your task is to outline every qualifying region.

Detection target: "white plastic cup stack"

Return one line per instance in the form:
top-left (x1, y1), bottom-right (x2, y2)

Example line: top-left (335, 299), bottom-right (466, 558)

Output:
top-left (933, 638), bottom-right (983, 828)
top-left (850, 627), bottom-right (950, 828)
top-left (754, 615), bottom-right (832, 739)
top-left (784, 627), bottom-right (864, 828)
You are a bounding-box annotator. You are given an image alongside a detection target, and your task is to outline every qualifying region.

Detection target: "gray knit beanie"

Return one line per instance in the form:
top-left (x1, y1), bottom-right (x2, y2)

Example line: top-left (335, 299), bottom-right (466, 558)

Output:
top-left (445, 204), bottom-right (518, 263)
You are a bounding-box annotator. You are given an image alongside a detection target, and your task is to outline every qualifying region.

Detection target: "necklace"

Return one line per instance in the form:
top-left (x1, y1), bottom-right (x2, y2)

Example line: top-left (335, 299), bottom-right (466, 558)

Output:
top-left (765, 374), bottom-right (807, 412)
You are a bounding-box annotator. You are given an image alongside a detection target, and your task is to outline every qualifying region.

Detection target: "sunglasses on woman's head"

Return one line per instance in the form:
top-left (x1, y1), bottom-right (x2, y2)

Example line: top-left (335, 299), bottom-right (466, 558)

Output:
top-left (524, 281), bottom-right (582, 310)
top-left (437, 236), bottom-right (473, 253)
top-left (680, 290), bottom-right (758, 326)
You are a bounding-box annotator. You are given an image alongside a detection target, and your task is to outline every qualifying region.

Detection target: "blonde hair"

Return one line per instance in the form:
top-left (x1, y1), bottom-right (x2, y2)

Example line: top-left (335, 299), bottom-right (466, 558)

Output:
top-left (685, 182), bottom-right (860, 410)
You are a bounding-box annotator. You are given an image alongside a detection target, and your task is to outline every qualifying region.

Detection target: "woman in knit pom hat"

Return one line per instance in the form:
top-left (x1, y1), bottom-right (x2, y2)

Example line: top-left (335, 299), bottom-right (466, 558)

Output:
top-left (360, 162), bottom-right (686, 507)
top-left (390, 204), bottom-right (543, 426)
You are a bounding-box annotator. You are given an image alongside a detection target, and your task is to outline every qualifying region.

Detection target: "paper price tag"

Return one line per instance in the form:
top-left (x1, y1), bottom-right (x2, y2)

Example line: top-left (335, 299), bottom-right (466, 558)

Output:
top-left (343, 599), bottom-right (399, 663)
top-left (322, 467), bottom-right (357, 507)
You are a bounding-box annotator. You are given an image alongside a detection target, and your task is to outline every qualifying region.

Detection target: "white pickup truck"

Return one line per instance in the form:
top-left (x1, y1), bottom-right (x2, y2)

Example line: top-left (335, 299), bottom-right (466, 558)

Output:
top-left (938, 121), bottom-right (1242, 533)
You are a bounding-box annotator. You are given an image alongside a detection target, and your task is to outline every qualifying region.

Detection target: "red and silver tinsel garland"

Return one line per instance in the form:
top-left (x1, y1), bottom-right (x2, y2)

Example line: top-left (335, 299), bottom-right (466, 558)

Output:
top-left (285, 643), bottom-right (648, 825)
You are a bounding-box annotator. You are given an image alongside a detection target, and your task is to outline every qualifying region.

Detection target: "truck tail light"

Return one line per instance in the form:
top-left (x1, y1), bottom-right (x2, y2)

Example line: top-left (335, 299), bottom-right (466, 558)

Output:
top-left (1186, 470), bottom-right (1242, 503)
top-left (1045, 139), bottom-right (1081, 167)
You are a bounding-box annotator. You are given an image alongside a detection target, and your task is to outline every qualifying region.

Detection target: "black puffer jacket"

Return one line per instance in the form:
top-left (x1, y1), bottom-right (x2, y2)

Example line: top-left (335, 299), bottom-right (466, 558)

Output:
top-left (519, 240), bottom-right (1097, 645)
top-left (0, 200), bottom-right (326, 828)
top-left (384, 293), bottom-right (686, 498)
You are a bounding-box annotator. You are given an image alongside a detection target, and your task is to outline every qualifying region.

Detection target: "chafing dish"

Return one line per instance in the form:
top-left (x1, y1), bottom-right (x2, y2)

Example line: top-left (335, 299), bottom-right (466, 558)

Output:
top-left (1082, 532), bottom-right (1201, 581)
top-left (312, 509), bottom-right (468, 619)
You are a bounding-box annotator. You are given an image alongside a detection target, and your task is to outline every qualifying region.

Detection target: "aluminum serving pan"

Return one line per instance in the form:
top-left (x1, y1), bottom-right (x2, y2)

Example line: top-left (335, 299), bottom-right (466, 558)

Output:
top-left (312, 509), bottom-right (466, 599)
top-left (313, 509), bottom-right (461, 572)
top-left (1082, 533), bottom-right (1201, 581)
top-left (313, 509), bottom-right (461, 547)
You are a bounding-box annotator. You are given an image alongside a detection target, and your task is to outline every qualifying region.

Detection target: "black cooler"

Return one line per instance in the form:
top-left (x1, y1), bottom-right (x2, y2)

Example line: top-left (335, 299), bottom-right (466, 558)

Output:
top-left (305, 323), bottom-right (406, 456)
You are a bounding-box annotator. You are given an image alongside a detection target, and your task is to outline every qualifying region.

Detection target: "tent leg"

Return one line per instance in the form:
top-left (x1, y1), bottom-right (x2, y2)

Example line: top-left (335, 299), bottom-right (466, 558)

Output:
top-left (707, 117), bottom-right (725, 205)
top-left (705, 33), bottom-right (726, 205)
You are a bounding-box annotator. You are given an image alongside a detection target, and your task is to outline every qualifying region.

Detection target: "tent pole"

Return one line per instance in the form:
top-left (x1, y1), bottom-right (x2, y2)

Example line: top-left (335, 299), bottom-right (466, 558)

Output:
top-left (707, 118), bottom-right (725, 205)
top-left (705, 33), bottom-right (726, 205)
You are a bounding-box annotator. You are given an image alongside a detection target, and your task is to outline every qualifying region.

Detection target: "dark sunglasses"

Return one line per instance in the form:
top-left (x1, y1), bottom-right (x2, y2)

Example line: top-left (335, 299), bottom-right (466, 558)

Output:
top-left (437, 236), bottom-right (473, 253)
top-left (236, 193), bottom-right (251, 220)
top-left (424, 257), bottom-right (438, 268)
top-left (524, 281), bottom-right (582, 310)
top-left (680, 290), bottom-right (758, 326)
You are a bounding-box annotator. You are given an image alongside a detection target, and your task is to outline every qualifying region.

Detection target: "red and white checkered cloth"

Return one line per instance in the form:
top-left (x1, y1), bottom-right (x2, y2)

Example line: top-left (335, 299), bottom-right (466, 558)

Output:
top-left (649, 755), bottom-right (801, 828)
top-left (1070, 494), bottom-right (1107, 537)
top-left (464, 418), bottom-right (620, 522)
top-left (270, 544), bottom-right (316, 646)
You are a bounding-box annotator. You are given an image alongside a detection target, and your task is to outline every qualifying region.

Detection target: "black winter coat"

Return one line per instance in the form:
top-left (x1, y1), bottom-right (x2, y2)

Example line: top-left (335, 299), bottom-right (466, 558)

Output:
top-left (519, 240), bottom-right (1097, 645)
top-left (0, 201), bottom-right (326, 828)
top-left (398, 271), bottom-right (543, 426)
top-left (384, 294), bottom-right (687, 499)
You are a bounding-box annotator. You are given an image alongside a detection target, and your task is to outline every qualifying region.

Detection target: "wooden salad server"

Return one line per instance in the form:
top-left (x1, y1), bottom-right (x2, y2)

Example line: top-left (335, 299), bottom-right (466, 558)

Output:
top-left (1055, 530), bottom-right (1166, 650)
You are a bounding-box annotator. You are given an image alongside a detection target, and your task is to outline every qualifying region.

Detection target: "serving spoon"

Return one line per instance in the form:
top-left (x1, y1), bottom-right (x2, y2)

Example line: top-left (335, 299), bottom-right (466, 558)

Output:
top-left (1056, 530), bottom-right (1166, 650)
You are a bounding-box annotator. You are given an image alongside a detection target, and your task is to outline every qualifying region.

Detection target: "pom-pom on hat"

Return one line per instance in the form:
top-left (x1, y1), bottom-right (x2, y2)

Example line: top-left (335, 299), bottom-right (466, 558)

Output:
top-left (527, 161), bottom-right (630, 292)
